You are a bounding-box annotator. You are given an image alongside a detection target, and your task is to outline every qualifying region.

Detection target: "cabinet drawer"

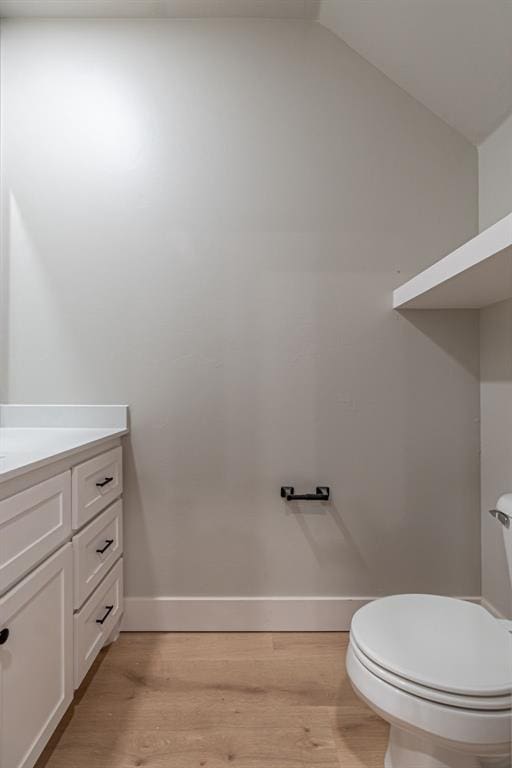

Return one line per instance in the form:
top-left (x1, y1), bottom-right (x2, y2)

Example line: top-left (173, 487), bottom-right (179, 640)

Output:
top-left (74, 558), bottom-right (123, 688)
top-left (0, 543), bottom-right (73, 768)
top-left (72, 499), bottom-right (123, 609)
top-left (71, 446), bottom-right (122, 530)
top-left (0, 471), bottom-right (71, 595)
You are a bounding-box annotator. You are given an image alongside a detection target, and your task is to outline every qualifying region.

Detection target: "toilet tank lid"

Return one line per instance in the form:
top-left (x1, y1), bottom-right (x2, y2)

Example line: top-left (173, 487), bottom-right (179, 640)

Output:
top-left (350, 594), bottom-right (512, 697)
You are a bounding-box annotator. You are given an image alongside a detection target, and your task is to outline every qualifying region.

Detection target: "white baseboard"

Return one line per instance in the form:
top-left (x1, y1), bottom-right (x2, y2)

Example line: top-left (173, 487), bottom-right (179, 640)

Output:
top-left (122, 595), bottom-right (481, 632)
top-left (122, 596), bottom-right (374, 631)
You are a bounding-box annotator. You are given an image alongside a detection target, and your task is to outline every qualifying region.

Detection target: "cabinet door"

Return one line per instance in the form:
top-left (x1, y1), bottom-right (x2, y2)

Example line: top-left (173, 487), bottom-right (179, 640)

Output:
top-left (0, 544), bottom-right (73, 768)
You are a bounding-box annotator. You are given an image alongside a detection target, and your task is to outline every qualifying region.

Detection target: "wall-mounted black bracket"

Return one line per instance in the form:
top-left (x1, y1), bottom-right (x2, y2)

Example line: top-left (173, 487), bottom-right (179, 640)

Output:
top-left (281, 486), bottom-right (330, 502)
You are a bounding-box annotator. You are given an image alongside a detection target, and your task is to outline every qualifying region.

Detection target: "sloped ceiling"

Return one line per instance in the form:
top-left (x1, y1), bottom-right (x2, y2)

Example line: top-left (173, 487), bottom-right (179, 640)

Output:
top-left (319, 0), bottom-right (512, 145)
top-left (0, 0), bottom-right (510, 145)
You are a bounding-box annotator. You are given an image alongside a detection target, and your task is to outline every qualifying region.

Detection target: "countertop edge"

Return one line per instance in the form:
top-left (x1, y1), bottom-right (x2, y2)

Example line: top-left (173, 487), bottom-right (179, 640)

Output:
top-left (0, 426), bottom-right (129, 484)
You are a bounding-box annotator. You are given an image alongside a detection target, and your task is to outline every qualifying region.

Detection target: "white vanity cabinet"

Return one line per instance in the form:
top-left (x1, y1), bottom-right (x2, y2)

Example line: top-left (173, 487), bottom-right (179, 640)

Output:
top-left (0, 440), bottom-right (124, 768)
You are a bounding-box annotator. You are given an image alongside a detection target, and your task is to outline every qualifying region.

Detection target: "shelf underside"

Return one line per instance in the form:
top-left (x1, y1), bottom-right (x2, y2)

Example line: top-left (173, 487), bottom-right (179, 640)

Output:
top-left (393, 213), bottom-right (512, 310)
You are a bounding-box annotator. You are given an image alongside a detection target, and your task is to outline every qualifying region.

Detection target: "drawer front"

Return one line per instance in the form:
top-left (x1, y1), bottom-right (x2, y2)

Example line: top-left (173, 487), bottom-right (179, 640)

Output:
top-left (0, 471), bottom-right (71, 594)
top-left (72, 446), bottom-right (122, 530)
top-left (74, 558), bottom-right (123, 688)
top-left (72, 499), bottom-right (123, 609)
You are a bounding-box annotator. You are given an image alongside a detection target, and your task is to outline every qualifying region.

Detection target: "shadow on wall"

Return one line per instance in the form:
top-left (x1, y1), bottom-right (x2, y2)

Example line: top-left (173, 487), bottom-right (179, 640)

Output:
top-left (396, 309), bottom-right (480, 378)
top-left (395, 307), bottom-right (481, 596)
top-left (285, 498), bottom-right (368, 572)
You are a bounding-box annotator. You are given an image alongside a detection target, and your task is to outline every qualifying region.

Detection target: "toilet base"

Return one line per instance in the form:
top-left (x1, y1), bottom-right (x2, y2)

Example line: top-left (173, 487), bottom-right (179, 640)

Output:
top-left (384, 726), bottom-right (510, 768)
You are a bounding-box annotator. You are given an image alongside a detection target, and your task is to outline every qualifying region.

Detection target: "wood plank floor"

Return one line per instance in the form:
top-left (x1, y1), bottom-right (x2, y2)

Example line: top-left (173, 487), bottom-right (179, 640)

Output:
top-left (37, 632), bottom-right (388, 768)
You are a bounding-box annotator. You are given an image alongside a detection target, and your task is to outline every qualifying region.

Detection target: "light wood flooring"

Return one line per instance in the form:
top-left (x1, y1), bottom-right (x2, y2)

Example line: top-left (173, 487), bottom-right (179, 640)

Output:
top-left (37, 632), bottom-right (388, 768)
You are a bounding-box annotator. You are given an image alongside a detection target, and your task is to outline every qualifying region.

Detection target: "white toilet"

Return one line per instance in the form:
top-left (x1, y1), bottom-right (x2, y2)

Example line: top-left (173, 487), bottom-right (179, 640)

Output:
top-left (347, 594), bottom-right (512, 768)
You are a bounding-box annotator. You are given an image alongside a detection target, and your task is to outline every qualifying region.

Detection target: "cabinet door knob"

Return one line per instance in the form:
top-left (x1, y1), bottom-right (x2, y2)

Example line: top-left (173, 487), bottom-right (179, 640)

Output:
top-left (0, 628), bottom-right (9, 645)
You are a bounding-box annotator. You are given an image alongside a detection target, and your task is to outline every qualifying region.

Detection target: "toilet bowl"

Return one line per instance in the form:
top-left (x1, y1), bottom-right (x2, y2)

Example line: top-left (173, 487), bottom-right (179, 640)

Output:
top-left (346, 594), bottom-right (512, 768)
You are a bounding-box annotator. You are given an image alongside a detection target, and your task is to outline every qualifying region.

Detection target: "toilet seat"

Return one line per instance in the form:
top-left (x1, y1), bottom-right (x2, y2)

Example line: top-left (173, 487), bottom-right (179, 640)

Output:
top-left (350, 634), bottom-right (512, 711)
top-left (350, 594), bottom-right (512, 699)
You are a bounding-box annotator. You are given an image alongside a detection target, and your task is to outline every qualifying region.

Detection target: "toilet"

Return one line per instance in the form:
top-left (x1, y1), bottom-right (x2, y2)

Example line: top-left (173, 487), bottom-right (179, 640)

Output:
top-left (347, 594), bottom-right (512, 768)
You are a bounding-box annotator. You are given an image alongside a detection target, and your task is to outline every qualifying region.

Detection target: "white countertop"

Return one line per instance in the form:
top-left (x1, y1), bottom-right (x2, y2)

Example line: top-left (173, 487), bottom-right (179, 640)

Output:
top-left (0, 406), bottom-right (129, 483)
top-left (0, 427), bottom-right (128, 483)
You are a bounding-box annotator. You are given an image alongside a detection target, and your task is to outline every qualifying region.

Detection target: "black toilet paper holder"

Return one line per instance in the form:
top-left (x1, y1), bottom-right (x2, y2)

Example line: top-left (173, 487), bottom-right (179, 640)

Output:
top-left (280, 486), bottom-right (330, 502)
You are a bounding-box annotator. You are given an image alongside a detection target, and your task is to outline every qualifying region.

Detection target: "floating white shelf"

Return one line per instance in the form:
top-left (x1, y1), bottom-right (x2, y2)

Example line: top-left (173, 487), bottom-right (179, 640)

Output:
top-left (393, 212), bottom-right (512, 309)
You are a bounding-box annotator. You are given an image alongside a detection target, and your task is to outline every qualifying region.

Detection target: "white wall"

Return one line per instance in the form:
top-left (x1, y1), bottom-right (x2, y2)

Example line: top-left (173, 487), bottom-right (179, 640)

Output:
top-left (479, 115), bottom-right (512, 618)
top-left (480, 300), bottom-right (512, 618)
top-left (1, 19), bottom-right (480, 612)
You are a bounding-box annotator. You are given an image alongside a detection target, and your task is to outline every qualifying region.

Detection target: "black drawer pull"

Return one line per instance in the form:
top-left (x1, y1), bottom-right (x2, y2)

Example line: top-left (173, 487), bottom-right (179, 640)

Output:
top-left (96, 605), bottom-right (114, 625)
top-left (96, 539), bottom-right (114, 554)
top-left (96, 476), bottom-right (114, 488)
top-left (0, 628), bottom-right (9, 645)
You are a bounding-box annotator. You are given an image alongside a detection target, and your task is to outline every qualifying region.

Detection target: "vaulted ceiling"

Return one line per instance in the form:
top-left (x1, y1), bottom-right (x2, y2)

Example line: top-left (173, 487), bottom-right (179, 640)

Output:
top-left (319, 0), bottom-right (512, 145)
top-left (1, 0), bottom-right (510, 145)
